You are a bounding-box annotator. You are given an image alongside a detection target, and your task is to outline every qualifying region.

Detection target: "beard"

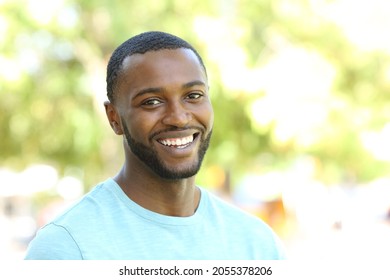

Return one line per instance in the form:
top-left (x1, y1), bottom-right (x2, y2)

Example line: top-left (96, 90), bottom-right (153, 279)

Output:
top-left (122, 122), bottom-right (212, 180)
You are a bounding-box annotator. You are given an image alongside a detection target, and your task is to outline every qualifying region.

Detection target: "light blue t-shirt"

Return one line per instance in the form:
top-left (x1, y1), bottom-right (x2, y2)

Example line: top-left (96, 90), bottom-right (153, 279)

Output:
top-left (25, 178), bottom-right (285, 260)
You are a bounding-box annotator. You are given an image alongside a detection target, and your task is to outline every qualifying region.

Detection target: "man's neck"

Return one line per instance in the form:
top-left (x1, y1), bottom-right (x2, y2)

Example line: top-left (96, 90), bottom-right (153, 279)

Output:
top-left (114, 166), bottom-right (200, 217)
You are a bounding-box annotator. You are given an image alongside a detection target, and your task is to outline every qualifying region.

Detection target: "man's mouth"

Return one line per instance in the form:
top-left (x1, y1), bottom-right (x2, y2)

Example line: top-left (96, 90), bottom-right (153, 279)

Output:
top-left (157, 133), bottom-right (198, 149)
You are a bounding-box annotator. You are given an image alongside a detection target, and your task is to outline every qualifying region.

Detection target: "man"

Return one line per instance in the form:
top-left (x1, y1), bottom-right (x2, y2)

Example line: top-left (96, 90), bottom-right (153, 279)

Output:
top-left (25, 31), bottom-right (285, 260)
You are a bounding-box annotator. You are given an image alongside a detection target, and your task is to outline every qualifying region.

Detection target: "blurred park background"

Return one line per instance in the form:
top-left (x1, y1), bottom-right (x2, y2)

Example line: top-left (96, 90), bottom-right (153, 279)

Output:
top-left (1, 0), bottom-right (390, 260)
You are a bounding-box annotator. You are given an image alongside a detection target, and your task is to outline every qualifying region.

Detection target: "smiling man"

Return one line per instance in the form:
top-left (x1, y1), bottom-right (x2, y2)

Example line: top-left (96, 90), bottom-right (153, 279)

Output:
top-left (25, 31), bottom-right (286, 260)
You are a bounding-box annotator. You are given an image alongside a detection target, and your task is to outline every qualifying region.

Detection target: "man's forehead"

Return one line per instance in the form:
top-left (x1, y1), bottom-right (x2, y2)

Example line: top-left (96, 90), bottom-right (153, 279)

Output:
top-left (115, 48), bottom-right (208, 94)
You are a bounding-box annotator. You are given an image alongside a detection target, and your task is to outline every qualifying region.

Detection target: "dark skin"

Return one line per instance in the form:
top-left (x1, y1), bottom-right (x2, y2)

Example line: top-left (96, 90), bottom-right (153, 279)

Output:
top-left (104, 48), bottom-right (214, 217)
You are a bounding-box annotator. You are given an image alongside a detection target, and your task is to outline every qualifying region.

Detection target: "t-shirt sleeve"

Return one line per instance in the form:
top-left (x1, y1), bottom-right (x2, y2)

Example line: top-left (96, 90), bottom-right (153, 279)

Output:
top-left (24, 223), bottom-right (83, 260)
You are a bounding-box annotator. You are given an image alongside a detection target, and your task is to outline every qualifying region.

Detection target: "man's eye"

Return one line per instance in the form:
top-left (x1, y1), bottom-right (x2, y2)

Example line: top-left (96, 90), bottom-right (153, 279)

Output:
top-left (187, 92), bottom-right (203, 99)
top-left (142, 99), bottom-right (162, 106)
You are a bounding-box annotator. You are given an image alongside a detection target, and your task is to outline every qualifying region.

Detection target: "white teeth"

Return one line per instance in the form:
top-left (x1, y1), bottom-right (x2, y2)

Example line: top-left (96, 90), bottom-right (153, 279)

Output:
top-left (160, 135), bottom-right (194, 147)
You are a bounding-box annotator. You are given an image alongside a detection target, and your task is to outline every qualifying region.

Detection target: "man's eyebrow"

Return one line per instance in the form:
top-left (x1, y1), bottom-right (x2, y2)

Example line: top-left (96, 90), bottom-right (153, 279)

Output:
top-left (133, 80), bottom-right (207, 100)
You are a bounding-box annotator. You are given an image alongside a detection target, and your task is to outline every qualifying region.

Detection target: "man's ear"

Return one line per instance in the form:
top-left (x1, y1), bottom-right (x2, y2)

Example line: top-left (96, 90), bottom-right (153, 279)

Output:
top-left (104, 101), bottom-right (123, 135)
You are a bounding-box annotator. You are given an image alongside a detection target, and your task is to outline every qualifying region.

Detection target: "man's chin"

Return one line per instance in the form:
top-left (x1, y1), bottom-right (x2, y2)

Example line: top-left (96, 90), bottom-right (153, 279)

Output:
top-left (154, 165), bottom-right (200, 180)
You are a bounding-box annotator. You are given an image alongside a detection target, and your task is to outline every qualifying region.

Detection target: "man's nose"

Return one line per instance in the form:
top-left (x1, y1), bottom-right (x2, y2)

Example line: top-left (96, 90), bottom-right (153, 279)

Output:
top-left (161, 102), bottom-right (192, 127)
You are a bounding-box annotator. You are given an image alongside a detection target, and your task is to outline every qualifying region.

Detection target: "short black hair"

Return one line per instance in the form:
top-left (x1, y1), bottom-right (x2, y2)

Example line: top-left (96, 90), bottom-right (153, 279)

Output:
top-left (106, 31), bottom-right (207, 102)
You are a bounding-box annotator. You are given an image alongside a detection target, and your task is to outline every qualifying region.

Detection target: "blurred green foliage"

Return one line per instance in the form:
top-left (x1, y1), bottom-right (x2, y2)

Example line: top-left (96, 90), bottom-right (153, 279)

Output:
top-left (1, 0), bottom-right (390, 190)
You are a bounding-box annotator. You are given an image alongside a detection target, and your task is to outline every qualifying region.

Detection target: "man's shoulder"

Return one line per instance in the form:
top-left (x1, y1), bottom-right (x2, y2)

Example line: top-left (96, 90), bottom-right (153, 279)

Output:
top-left (201, 188), bottom-right (286, 259)
top-left (25, 179), bottom-right (125, 260)
top-left (49, 179), bottom-right (116, 225)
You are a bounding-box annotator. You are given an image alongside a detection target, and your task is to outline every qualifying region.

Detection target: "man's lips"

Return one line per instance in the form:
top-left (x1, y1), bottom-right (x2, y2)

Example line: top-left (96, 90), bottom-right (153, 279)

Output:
top-left (156, 133), bottom-right (201, 149)
top-left (158, 135), bottom-right (194, 147)
top-left (153, 128), bottom-right (202, 149)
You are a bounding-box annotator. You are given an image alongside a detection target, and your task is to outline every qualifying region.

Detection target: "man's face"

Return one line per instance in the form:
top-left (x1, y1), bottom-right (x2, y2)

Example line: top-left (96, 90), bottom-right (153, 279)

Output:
top-left (112, 48), bottom-right (214, 180)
